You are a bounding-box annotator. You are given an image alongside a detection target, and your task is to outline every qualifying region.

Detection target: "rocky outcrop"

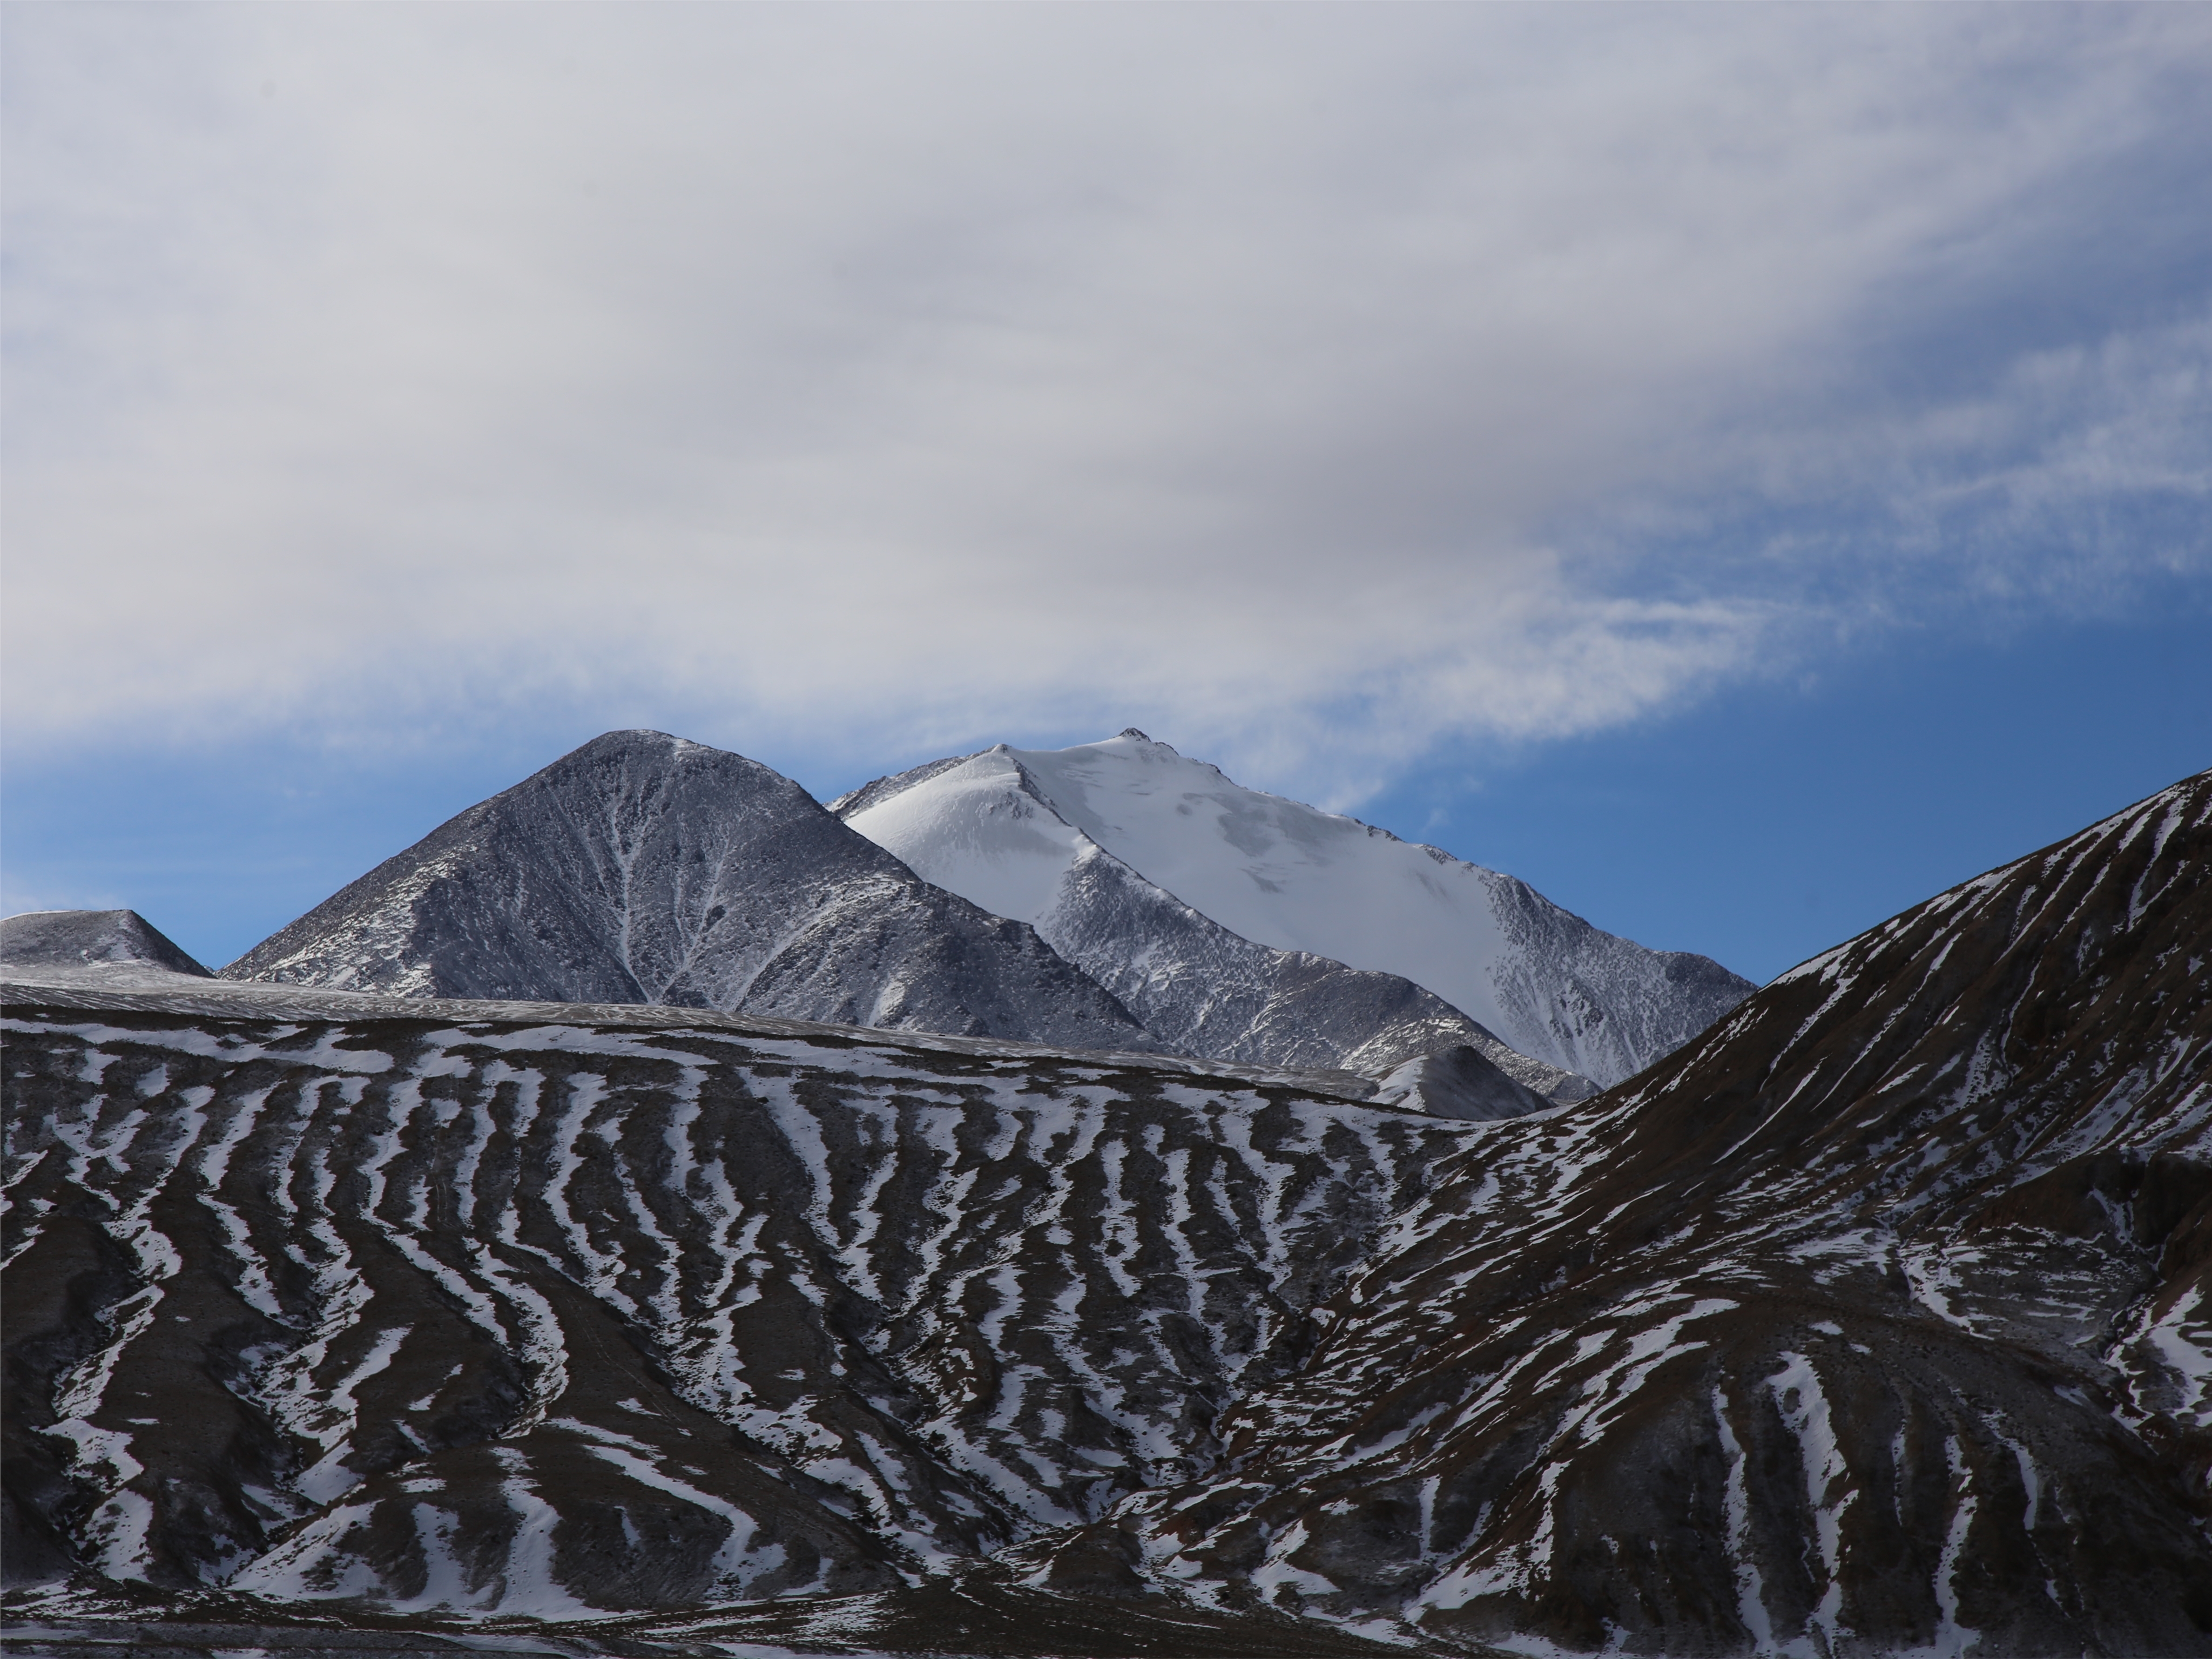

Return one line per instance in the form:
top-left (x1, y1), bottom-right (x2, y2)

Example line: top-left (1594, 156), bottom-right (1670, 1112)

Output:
top-left (1, 909), bottom-right (213, 984)
top-left (1365, 1044), bottom-right (1552, 1122)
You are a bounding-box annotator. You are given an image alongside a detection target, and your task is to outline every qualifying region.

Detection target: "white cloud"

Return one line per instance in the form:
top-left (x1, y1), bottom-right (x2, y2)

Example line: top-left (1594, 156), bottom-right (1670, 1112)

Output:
top-left (4, 3), bottom-right (2207, 798)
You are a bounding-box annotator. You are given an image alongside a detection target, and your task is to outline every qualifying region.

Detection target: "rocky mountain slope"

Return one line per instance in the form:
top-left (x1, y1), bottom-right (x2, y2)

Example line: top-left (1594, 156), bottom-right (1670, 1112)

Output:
top-left (837, 732), bottom-right (1752, 1089)
top-left (1042, 766), bottom-right (2212, 1654)
top-left (839, 745), bottom-right (1588, 1104)
top-left (220, 731), bottom-right (1151, 1054)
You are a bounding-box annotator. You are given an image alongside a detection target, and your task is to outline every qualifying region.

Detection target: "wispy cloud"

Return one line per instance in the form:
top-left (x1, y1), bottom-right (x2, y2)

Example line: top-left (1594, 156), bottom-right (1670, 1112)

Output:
top-left (5, 4), bottom-right (2206, 799)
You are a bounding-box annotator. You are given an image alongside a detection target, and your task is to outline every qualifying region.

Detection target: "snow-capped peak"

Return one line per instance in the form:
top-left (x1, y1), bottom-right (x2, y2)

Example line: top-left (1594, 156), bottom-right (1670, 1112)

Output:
top-left (846, 732), bottom-right (1754, 1087)
top-left (842, 747), bottom-right (1088, 927)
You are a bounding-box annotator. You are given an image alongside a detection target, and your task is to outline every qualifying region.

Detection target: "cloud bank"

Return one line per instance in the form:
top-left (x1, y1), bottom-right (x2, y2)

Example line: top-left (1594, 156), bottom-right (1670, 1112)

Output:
top-left (5, 4), bottom-right (2207, 797)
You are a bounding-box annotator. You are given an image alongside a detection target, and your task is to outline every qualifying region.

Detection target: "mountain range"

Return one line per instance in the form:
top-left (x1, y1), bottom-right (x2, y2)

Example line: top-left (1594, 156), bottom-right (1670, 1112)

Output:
top-left (207, 729), bottom-right (1754, 1110)
top-left (2, 760), bottom-right (2205, 1656)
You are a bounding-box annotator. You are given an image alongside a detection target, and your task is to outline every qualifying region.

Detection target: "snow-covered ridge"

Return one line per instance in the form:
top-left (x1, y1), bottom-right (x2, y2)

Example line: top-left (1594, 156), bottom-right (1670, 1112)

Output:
top-left (839, 746), bottom-right (1589, 1105)
top-left (839, 730), bottom-right (1754, 1088)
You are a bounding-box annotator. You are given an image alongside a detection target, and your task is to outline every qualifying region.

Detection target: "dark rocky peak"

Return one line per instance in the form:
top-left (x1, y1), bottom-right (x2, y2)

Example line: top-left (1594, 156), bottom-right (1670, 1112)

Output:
top-left (220, 731), bottom-right (1151, 1049)
top-left (1598, 764), bottom-right (2212, 1219)
top-left (0, 908), bottom-right (212, 978)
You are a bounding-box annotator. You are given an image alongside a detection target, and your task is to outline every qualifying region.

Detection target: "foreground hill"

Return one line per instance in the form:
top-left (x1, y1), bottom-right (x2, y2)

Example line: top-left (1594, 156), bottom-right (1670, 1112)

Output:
top-left (1054, 766), bottom-right (2212, 1654)
top-left (1, 979), bottom-right (1469, 1647)
top-left (838, 732), bottom-right (1752, 1089)
top-left (220, 730), bottom-right (1151, 1054)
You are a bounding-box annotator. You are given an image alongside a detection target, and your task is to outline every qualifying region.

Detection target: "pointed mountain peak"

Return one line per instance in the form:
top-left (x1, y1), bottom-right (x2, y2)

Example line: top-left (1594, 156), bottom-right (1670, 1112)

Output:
top-left (1107, 727), bottom-right (1182, 756)
top-left (851, 730), bottom-right (1753, 1086)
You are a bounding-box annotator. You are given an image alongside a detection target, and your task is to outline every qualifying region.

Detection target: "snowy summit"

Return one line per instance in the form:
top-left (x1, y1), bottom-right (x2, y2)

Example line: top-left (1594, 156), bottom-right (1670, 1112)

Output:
top-left (839, 730), bottom-right (1752, 1089)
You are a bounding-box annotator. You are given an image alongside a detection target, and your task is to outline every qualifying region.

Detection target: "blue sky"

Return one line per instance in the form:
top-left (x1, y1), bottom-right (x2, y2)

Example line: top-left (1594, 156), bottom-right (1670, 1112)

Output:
top-left (7, 603), bottom-right (2205, 984)
top-left (5, 4), bottom-right (2208, 984)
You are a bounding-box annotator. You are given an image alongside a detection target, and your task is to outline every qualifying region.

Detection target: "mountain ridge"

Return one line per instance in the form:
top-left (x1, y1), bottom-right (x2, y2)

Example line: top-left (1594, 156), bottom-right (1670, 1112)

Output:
top-left (211, 729), bottom-right (1603, 1110)
top-left (841, 744), bottom-right (1593, 1104)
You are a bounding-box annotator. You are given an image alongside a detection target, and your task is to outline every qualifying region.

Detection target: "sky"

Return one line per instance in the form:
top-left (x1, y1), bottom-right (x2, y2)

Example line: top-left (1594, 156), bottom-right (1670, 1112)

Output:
top-left (4, 3), bottom-right (2208, 982)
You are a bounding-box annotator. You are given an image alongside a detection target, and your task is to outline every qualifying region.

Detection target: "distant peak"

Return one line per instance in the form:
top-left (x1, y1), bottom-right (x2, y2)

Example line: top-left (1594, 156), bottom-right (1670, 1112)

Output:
top-left (1112, 728), bottom-right (1181, 755)
top-left (578, 729), bottom-right (759, 766)
top-left (0, 908), bottom-right (213, 977)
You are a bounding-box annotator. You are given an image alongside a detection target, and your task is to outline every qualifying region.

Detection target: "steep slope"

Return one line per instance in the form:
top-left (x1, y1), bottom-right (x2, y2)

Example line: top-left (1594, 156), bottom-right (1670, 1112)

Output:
top-left (1, 910), bottom-right (213, 987)
top-left (1054, 768), bottom-right (2212, 1655)
top-left (1, 979), bottom-right (1473, 1627)
top-left (221, 731), bottom-right (1150, 1053)
top-left (837, 732), bottom-right (1752, 1088)
top-left (840, 748), bottom-right (1590, 1106)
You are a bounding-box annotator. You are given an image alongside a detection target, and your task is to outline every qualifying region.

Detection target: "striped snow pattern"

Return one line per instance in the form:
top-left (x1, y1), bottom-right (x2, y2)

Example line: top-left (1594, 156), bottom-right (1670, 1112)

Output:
top-left (1, 999), bottom-right (1468, 1614)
